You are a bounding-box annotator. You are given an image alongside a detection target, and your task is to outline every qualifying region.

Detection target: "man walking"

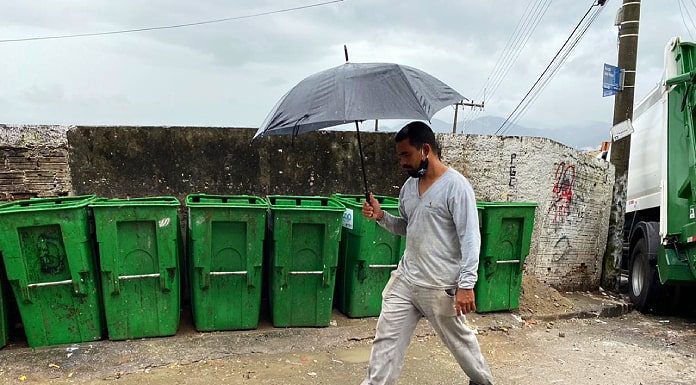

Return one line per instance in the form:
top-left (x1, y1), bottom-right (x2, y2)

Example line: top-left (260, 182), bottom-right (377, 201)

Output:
top-left (361, 121), bottom-right (494, 385)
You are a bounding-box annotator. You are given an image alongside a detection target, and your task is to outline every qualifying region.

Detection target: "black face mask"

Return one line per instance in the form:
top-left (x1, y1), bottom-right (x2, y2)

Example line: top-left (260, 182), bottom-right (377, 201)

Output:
top-left (406, 156), bottom-right (429, 178)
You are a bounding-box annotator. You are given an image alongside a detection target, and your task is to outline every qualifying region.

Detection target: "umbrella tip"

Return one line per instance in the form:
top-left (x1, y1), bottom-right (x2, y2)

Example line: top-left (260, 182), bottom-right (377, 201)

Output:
top-left (344, 45), bottom-right (349, 62)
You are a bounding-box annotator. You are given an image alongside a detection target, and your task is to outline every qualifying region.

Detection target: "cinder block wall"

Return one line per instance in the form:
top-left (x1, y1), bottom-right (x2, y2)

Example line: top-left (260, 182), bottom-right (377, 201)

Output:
top-left (0, 125), bottom-right (614, 291)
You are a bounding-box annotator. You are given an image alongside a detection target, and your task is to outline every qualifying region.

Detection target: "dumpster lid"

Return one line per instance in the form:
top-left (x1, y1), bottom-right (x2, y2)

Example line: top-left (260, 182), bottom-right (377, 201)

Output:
top-left (0, 195), bottom-right (96, 214)
top-left (267, 195), bottom-right (345, 211)
top-left (186, 194), bottom-right (267, 208)
top-left (89, 196), bottom-right (180, 207)
top-left (333, 193), bottom-right (399, 209)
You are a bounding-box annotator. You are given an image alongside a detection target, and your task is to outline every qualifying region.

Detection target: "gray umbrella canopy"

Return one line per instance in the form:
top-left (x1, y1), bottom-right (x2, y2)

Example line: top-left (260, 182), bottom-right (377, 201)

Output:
top-left (253, 62), bottom-right (464, 138)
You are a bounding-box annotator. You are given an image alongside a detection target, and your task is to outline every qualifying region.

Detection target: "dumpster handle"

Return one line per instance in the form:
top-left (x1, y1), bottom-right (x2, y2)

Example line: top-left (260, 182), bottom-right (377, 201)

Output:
top-left (27, 279), bottom-right (73, 288)
top-left (119, 273), bottom-right (160, 280)
top-left (495, 260), bottom-right (520, 264)
top-left (288, 271), bottom-right (323, 275)
top-left (210, 271), bottom-right (247, 276)
top-left (368, 264), bottom-right (398, 269)
top-left (288, 270), bottom-right (331, 288)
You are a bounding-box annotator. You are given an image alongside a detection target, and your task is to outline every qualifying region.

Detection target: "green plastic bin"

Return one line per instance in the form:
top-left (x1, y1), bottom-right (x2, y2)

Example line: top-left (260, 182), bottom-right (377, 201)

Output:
top-left (186, 194), bottom-right (267, 331)
top-left (0, 195), bottom-right (103, 347)
top-left (332, 194), bottom-right (405, 318)
top-left (475, 202), bottom-right (537, 313)
top-left (90, 196), bottom-right (181, 340)
top-left (267, 196), bottom-right (345, 327)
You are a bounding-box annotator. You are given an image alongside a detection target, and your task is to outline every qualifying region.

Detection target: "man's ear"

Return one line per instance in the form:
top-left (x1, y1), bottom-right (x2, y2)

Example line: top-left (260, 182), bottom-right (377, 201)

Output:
top-left (422, 143), bottom-right (431, 158)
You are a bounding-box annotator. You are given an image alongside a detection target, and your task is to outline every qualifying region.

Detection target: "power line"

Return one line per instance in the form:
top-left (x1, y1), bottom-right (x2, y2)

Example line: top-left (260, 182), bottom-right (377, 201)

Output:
top-left (678, 0), bottom-right (696, 39)
top-left (481, 0), bottom-right (543, 98)
top-left (467, 0), bottom-right (553, 130)
top-left (500, 7), bottom-right (604, 135)
top-left (485, 0), bottom-right (552, 102)
top-left (496, 0), bottom-right (606, 135)
top-left (0, 0), bottom-right (344, 44)
top-left (462, 0), bottom-right (546, 128)
top-left (461, 0), bottom-right (552, 131)
top-left (499, 6), bottom-right (602, 134)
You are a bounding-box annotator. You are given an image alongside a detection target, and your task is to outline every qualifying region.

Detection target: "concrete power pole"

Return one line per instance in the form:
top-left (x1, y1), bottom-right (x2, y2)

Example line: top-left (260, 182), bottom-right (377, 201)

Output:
top-left (452, 100), bottom-right (485, 133)
top-left (602, 0), bottom-right (641, 289)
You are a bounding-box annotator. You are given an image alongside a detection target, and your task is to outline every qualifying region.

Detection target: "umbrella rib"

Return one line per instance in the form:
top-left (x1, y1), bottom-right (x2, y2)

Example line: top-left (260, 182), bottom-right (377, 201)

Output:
top-left (395, 65), bottom-right (430, 120)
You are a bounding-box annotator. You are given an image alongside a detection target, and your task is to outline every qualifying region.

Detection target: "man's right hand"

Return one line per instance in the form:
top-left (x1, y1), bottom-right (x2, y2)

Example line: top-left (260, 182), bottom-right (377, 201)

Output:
top-left (362, 193), bottom-right (384, 221)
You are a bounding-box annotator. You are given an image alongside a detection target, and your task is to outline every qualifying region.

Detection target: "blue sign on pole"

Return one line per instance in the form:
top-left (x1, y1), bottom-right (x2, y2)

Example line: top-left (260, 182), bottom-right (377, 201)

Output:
top-left (603, 63), bottom-right (623, 97)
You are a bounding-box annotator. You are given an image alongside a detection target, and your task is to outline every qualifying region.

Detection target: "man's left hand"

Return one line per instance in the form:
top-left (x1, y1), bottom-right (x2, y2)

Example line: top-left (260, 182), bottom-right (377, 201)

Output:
top-left (455, 288), bottom-right (476, 316)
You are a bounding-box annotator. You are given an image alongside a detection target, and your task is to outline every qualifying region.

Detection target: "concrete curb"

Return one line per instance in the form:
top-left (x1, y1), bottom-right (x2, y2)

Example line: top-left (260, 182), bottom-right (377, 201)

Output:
top-left (522, 301), bottom-right (633, 322)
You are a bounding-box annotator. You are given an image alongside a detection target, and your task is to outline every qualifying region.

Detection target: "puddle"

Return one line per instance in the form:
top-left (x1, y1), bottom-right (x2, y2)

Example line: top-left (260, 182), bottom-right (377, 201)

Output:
top-left (335, 347), bottom-right (371, 364)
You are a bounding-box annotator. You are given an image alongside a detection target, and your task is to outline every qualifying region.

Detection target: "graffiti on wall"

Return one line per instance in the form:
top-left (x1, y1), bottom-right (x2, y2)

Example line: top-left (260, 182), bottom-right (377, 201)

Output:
top-left (548, 162), bottom-right (576, 225)
top-left (508, 153), bottom-right (518, 187)
top-left (551, 235), bottom-right (572, 262)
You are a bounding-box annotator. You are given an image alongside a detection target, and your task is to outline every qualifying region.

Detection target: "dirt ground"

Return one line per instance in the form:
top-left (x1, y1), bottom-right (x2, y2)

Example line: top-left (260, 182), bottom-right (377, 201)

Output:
top-left (1, 311), bottom-right (695, 385)
top-left (0, 277), bottom-right (689, 385)
top-left (518, 275), bottom-right (574, 316)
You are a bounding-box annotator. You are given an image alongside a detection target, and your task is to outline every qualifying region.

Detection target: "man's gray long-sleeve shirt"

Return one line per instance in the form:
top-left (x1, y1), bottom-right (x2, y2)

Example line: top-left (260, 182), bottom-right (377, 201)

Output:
top-left (377, 168), bottom-right (481, 289)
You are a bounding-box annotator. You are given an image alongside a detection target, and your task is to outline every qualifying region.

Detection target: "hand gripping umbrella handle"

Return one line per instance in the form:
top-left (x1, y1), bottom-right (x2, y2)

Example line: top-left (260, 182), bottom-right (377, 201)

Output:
top-left (354, 121), bottom-right (371, 205)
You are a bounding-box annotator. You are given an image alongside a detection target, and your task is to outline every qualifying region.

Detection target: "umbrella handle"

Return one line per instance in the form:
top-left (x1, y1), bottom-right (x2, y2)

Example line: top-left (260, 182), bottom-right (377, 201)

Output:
top-left (354, 121), bottom-right (371, 205)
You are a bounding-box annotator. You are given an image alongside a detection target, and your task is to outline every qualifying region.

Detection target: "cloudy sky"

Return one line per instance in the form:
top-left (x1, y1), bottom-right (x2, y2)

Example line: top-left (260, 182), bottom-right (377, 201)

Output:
top-left (0, 0), bottom-right (690, 141)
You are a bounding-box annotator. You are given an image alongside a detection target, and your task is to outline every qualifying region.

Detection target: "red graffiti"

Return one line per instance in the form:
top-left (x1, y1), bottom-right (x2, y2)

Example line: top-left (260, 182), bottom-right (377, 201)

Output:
top-left (549, 162), bottom-right (576, 224)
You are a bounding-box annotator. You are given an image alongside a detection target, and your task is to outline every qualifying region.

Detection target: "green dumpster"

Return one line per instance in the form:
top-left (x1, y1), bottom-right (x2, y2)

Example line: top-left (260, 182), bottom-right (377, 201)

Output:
top-left (186, 194), bottom-right (267, 331)
top-left (0, 195), bottom-right (103, 347)
top-left (90, 196), bottom-right (181, 340)
top-left (267, 196), bottom-right (344, 327)
top-left (475, 202), bottom-right (537, 313)
top-left (332, 194), bottom-right (405, 318)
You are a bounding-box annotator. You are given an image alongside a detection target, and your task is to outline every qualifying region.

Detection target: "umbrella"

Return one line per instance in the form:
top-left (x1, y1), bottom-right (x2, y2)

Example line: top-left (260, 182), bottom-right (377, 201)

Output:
top-left (253, 56), bottom-right (464, 201)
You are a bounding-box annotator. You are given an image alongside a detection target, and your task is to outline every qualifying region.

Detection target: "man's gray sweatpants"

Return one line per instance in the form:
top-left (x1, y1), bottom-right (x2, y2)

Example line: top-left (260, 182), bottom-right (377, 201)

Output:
top-left (361, 273), bottom-right (494, 385)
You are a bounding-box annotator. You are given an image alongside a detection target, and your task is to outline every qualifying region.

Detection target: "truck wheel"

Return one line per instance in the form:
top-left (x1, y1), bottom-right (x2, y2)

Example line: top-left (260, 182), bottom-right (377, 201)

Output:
top-left (628, 237), bottom-right (663, 312)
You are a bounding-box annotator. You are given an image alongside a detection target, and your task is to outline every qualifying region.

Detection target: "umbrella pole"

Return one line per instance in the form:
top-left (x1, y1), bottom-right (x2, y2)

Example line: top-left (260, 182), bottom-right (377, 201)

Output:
top-left (354, 121), bottom-right (371, 204)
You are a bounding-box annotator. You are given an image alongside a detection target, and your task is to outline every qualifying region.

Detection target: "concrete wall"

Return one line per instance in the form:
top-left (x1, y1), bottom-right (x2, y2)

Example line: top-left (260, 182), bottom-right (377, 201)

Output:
top-left (66, 126), bottom-right (406, 200)
top-left (0, 125), bottom-right (614, 291)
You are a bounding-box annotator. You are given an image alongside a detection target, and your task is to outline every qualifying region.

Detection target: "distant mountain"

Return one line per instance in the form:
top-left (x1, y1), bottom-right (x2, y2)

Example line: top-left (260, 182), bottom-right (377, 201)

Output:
top-left (430, 116), bottom-right (610, 150)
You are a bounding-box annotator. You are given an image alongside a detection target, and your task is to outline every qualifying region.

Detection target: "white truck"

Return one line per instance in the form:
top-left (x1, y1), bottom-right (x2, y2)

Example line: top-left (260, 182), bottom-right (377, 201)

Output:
top-left (619, 37), bottom-right (696, 312)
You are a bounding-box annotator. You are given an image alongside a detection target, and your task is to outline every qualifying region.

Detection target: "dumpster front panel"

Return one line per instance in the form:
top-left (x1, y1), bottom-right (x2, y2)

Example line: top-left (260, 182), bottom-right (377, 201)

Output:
top-left (0, 201), bottom-right (103, 347)
top-left (341, 228), bottom-right (404, 317)
top-left (188, 204), bottom-right (265, 331)
top-left (333, 194), bottom-right (404, 318)
top-left (475, 203), bottom-right (536, 313)
top-left (268, 197), bottom-right (343, 327)
top-left (92, 202), bottom-right (181, 340)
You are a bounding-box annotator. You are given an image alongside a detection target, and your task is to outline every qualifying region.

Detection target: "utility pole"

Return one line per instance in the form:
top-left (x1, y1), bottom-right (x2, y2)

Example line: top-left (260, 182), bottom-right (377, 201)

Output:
top-left (452, 100), bottom-right (485, 133)
top-left (602, 0), bottom-right (641, 289)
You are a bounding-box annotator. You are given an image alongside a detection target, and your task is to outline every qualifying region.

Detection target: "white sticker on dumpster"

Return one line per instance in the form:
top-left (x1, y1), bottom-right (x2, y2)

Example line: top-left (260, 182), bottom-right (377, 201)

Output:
top-left (342, 209), bottom-right (354, 229)
top-left (159, 218), bottom-right (171, 228)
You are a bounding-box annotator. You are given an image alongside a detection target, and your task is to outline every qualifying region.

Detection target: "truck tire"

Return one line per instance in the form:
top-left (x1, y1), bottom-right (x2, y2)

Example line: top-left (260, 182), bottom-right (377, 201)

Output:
top-left (628, 237), bottom-right (663, 313)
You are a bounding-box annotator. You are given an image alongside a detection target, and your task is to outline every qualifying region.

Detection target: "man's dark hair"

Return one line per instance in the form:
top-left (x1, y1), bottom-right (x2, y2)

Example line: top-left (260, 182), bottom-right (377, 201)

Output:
top-left (395, 121), bottom-right (440, 157)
